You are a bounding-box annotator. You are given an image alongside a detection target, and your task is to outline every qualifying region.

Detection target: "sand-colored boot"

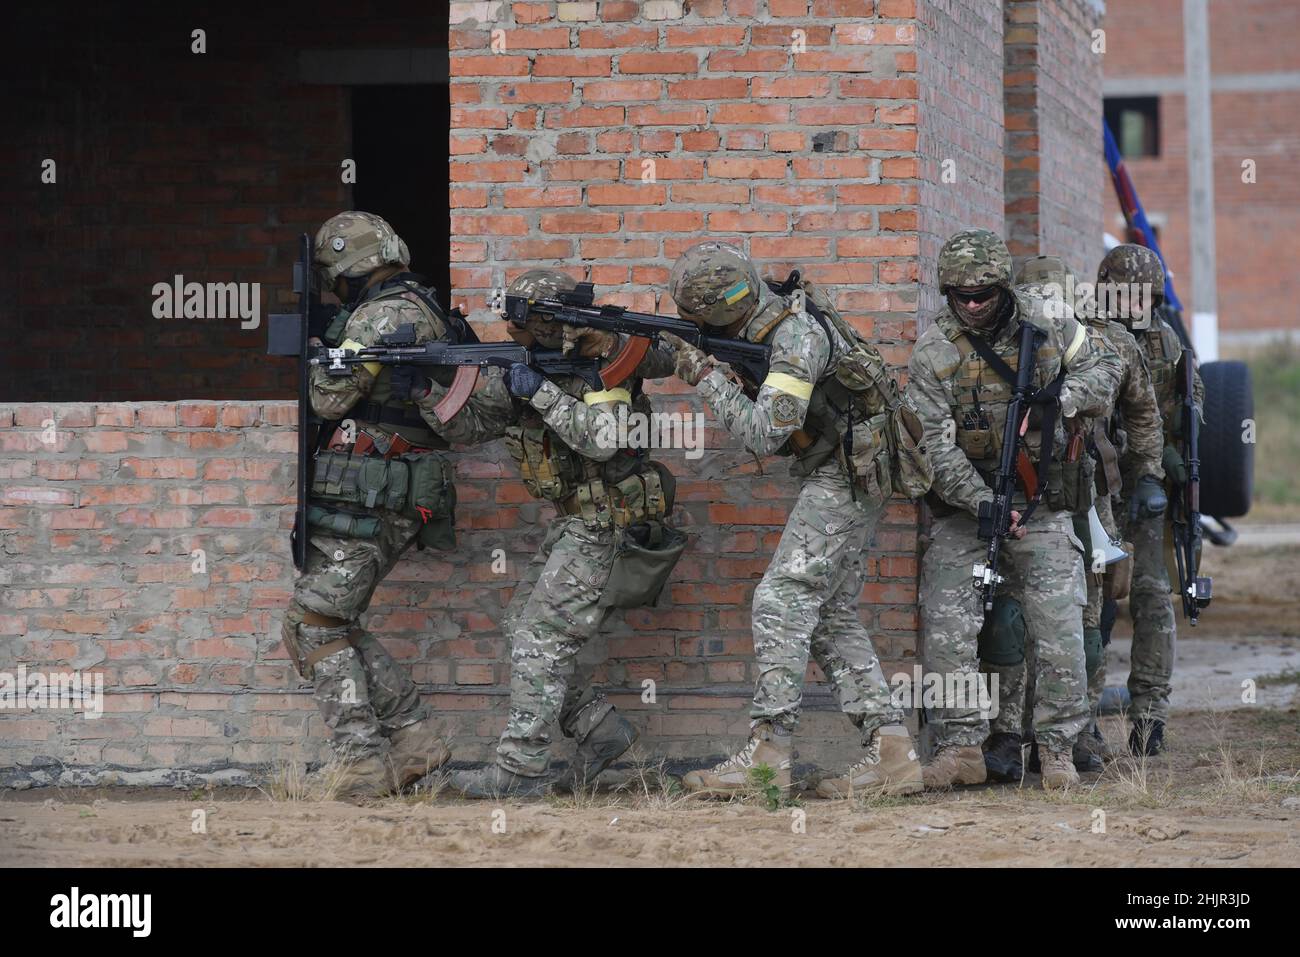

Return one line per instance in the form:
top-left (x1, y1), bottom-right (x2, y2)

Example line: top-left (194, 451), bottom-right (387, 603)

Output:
top-left (921, 745), bottom-right (987, 789)
top-left (314, 752), bottom-right (398, 801)
top-left (388, 718), bottom-right (452, 789)
top-left (817, 724), bottom-right (923, 798)
top-left (1040, 748), bottom-right (1080, 790)
top-left (682, 722), bottom-right (792, 795)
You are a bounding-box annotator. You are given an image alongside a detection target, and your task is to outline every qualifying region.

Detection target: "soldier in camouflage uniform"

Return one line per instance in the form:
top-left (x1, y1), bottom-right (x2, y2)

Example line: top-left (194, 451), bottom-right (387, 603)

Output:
top-left (905, 229), bottom-right (1121, 790)
top-left (1096, 244), bottom-right (1203, 756)
top-left (983, 255), bottom-right (1167, 780)
top-left (660, 241), bottom-right (925, 799)
top-left (426, 269), bottom-right (680, 798)
top-left (282, 211), bottom-right (497, 799)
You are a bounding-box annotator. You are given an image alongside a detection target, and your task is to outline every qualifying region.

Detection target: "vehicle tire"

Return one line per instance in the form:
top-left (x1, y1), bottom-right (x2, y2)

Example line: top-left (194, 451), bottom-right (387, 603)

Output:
top-left (1198, 360), bottom-right (1254, 518)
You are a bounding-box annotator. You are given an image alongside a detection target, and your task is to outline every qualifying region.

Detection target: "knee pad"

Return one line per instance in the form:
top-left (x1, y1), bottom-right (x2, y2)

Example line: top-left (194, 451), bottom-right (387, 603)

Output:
top-left (1083, 627), bottom-right (1104, 678)
top-left (978, 597), bottom-right (1026, 667)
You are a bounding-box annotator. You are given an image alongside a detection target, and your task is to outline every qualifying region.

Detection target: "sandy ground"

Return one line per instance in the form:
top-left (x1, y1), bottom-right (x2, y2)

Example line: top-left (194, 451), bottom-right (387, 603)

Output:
top-left (2, 529), bottom-right (1298, 868)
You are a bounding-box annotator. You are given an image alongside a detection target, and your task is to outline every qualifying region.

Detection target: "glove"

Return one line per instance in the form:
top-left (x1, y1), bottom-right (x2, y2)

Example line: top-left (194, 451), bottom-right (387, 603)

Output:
top-left (389, 365), bottom-right (430, 401)
top-left (1132, 474), bottom-right (1168, 521)
top-left (1161, 444), bottom-right (1188, 486)
top-left (660, 332), bottom-right (713, 386)
top-left (505, 362), bottom-right (545, 400)
top-left (563, 326), bottom-right (619, 358)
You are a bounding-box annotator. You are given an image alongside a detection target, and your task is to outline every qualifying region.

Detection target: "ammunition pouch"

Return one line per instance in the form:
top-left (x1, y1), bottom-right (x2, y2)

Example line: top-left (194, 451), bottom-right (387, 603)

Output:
top-left (886, 397), bottom-right (933, 498)
top-left (600, 519), bottom-right (688, 609)
top-left (978, 596), bottom-right (1026, 667)
top-left (1044, 457), bottom-right (1090, 515)
top-left (307, 448), bottom-right (456, 549)
top-left (558, 462), bottom-right (673, 530)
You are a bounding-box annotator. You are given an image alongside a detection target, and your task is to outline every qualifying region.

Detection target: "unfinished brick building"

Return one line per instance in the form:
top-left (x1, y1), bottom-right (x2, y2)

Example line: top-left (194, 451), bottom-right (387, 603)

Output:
top-left (2, 0), bottom-right (1108, 786)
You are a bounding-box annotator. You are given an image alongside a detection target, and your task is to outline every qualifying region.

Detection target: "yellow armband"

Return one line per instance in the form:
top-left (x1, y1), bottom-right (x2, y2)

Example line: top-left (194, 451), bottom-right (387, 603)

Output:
top-left (763, 372), bottom-right (813, 400)
top-left (583, 388), bottom-right (632, 406)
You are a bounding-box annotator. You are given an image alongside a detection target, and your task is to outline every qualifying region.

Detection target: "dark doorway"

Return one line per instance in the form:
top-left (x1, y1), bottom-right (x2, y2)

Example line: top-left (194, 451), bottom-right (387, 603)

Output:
top-left (351, 84), bottom-right (451, 310)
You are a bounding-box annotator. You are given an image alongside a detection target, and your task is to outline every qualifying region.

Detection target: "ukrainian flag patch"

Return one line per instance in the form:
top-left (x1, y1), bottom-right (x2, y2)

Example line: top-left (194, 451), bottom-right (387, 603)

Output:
top-left (723, 280), bottom-right (751, 305)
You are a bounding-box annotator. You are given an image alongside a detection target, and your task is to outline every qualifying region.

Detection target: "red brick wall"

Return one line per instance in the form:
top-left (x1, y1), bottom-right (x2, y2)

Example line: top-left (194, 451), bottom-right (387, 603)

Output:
top-left (1102, 0), bottom-right (1300, 333)
top-left (914, 0), bottom-right (1006, 319)
top-left (1004, 0), bottom-right (1104, 274)
top-left (0, 400), bottom-right (920, 781)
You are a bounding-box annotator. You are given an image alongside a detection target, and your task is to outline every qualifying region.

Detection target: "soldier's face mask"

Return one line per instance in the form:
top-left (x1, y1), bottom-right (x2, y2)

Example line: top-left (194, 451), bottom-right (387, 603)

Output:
top-left (949, 285), bottom-right (1003, 328)
top-left (525, 317), bottom-right (565, 349)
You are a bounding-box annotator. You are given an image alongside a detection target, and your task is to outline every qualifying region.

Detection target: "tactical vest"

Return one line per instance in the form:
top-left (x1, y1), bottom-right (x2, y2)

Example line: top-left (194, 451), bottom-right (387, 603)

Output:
top-left (323, 278), bottom-right (452, 450)
top-left (500, 374), bottom-right (670, 529)
top-left (1140, 322), bottom-right (1183, 435)
top-left (309, 277), bottom-right (458, 549)
top-left (938, 301), bottom-right (1086, 512)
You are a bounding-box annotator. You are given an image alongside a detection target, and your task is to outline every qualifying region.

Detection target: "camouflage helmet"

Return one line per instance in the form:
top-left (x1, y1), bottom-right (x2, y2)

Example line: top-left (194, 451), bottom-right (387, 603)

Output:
top-left (1016, 255), bottom-right (1071, 289)
top-left (313, 211), bottom-right (410, 286)
top-left (669, 241), bottom-right (763, 328)
top-left (1096, 243), bottom-right (1164, 289)
top-left (937, 228), bottom-right (1013, 292)
top-left (506, 267), bottom-right (577, 302)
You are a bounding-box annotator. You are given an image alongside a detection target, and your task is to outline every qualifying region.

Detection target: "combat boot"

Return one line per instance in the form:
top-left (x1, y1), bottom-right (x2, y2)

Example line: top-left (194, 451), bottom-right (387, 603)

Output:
top-left (1129, 718), bottom-right (1165, 757)
top-left (982, 732), bottom-right (1024, 783)
top-left (388, 718), bottom-right (452, 789)
top-left (921, 745), bottom-right (987, 789)
top-left (1072, 725), bottom-right (1105, 773)
top-left (568, 709), bottom-right (639, 789)
top-left (1040, 748), bottom-right (1079, 790)
top-left (314, 752), bottom-right (398, 802)
top-left (682, 722), bottom-right (792, 796)
top-left (817, 724), bottom-right (922, 798)
top-left (449, 763), bottom-right (555, 799)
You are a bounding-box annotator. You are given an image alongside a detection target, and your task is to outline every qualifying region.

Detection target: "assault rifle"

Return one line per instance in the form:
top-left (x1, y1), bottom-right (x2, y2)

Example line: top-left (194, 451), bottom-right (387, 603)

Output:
top-left (308, 324), bottom-right (610, 417)
top-left (490, 282), bottom-right (773, 388)
top-left (971, 322), bottom-right (1051, 612)
top-left (1169, 351), bottom-right (1212, 624)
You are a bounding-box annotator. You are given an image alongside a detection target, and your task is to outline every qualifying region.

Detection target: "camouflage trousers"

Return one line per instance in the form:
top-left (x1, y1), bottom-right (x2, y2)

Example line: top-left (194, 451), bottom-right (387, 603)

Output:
top-left (283, 508), bottom-right (427, 757)
top-left (496, 516), bottom-right (618, 777)
top-left (749, 463), bottom-right (899, 743)
top-left (1120, 504), bottom-right (1177, 723)
top-left (928, 509), bottom-right (1089, 753)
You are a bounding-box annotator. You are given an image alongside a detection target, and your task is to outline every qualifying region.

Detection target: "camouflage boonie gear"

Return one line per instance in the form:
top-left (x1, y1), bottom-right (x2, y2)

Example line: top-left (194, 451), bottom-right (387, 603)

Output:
top-left (313, 210), bottom-right (410, 286)
top-left (670, 241), bottom-right (763, 328)
top-left (937, 228), bottom-right (1014, 292)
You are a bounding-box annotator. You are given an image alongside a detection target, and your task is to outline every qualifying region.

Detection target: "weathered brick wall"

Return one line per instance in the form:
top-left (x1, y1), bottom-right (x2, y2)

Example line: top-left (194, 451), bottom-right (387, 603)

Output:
top-left (1004, 0), bottom-right (1104, 273)
top-left (914, 0), bottom-right (1006, 319)
top-left (0, 398), bottom-right (921, 784)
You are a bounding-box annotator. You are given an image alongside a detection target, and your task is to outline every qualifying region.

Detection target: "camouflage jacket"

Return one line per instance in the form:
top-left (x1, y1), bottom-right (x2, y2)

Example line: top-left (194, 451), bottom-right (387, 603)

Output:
top-left (694, 284), bottom-right (853, 459)
top-left (905, 289), bottom-right (1122, 517)
top-left (418, 332), bottom-right (676, 504)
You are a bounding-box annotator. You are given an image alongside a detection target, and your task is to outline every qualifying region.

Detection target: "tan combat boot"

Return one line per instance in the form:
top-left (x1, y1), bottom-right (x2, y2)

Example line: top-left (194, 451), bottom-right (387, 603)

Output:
top-left (921, 745), bottom-right (987, 789)
top-left (682, 722), bottom-right (792, 796)
top-left (817, 724), bottom-right (923, 798)
top-left (388, 718), bottom-right (452, 789)
top-left (315, 752), bottom-right (398, 802)
top-left (1040, 748), bottom-right (1080, 790)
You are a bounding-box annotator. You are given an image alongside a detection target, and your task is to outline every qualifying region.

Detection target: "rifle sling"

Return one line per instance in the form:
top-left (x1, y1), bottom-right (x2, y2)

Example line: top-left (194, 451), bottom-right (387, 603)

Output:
top-left (962, 323), bottom-right (1064, 524)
